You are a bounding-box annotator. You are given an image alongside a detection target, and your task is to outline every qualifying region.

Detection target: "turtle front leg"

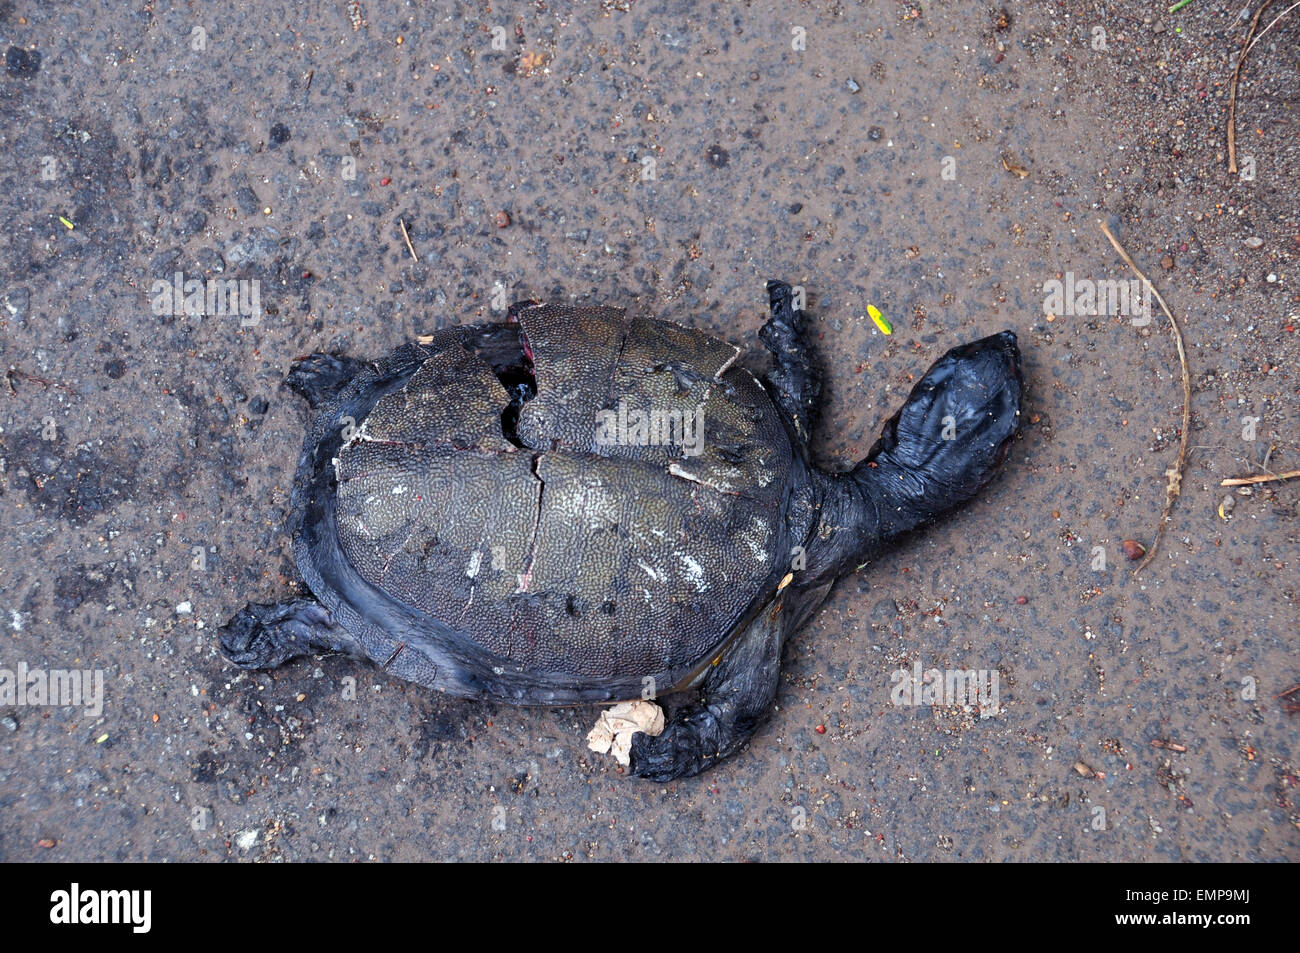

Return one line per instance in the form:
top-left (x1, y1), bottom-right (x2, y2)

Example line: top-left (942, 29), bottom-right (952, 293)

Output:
top-left (284, 353), bottom-right (369, 409)
top-left (629, 602), bottom-right (787, 782)
top-left (219, 598), bottom-right (361, 669)
top-left (759, 279), bottom-right (822, 439)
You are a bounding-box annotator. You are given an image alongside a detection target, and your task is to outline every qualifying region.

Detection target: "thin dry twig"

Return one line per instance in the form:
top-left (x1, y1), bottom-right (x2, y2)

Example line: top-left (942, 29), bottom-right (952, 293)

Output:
top-left (1098, 221), bottom-right (1192, 576)
top-left (1001, 155), bottom-right (1029, 178)
top-left (1228, 0), bottom-right (1279, 174)
top-left (398, 218), bottom-right (418, 262)
top-left (5, 366), bottom-right (74, 395)
top-left (1243, 0), bottom-right (1300, 57)
top-left (1220, 469), bottom-right (1300, 487)
top-left (1279, 683), bottom-right (1300, 713)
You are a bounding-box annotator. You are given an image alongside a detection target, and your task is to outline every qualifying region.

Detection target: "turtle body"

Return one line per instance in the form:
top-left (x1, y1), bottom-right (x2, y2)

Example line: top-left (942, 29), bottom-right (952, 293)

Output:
top-left (221, 281), bottom-right (1023, 780)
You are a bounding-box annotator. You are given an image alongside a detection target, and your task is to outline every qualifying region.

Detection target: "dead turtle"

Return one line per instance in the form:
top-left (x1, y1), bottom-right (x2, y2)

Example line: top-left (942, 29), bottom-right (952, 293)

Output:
top-left (220, 280), bottom-right (1023, 780)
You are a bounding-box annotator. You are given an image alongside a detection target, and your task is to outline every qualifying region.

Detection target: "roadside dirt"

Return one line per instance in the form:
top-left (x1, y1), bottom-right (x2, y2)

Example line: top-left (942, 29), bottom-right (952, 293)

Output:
top-left (0, 0), bottom-right (1295, 861)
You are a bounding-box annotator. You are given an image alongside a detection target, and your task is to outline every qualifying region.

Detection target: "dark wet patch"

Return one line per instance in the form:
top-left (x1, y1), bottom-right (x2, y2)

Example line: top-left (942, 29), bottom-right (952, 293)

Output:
top-left (53, 562), bottom-right (135, 612)
top-left (411, 703), bottom-right (468, 762)
top-left (4, 432), bottom-right (140, 524)
top-left (190, 752), bottom-right (223, 783)
top-left (5, 46), bottom-right (40, 77)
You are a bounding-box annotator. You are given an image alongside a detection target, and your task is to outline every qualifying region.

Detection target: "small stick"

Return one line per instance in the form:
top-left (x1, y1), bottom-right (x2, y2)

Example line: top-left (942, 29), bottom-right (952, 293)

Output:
top-left (398, 218), bottom-right (418, 262)
top-left (1001, 155), bottom-right (1029, 178)
top-left (1098, 221), bottom-right (1192, 576)
top-left (1228, 0), bottom-right (1278, 173)
top-left (1243, 1), bottom-right (1300, 58)
top-left (1220, 469), bottom-right (1300, 487)
top-left (5, 366), bottom-right (73, 395)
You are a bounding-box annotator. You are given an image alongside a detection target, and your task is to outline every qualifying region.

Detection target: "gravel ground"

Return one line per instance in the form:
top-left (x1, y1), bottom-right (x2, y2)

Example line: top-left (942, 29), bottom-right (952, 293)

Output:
top-left (0, 0), bottom-right (1296, 861)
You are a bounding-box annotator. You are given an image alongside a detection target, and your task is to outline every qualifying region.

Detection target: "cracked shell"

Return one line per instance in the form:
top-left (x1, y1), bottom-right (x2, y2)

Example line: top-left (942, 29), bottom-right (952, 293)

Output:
top-left (291, 305), bottom-right (797, 702)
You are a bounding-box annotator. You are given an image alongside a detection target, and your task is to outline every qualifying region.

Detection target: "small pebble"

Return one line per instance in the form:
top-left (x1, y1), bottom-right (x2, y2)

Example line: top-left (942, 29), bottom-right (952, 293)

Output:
top-left (868, 126), bottom-right (884, 141)
top-left (846, 78), bottom-right (860, 93)
top-left (1243, 236), bottom-right (1263, 249)
top-left (1121, 539), bottom-right (1146, 561)
top-left (495, 210), bottom-right (511, 228)
top-left (235, 830), bottom-right (259, 851)
top-left (1, 715), bottom-right (17, 732)
top-left (1016, 596), bottom-right (1028, 605)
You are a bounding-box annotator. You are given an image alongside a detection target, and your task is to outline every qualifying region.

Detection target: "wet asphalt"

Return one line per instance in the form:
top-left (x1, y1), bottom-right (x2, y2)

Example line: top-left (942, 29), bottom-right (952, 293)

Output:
top-left (0, 0), bottom-right (1296, 860)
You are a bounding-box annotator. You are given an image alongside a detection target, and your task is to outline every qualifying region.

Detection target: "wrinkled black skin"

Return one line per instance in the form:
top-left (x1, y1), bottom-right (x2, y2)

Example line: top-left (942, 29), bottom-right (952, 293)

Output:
top-left (221, 280), bottom-right (1023, 782)
top-left (630, 284), bottom-right (1024, 780)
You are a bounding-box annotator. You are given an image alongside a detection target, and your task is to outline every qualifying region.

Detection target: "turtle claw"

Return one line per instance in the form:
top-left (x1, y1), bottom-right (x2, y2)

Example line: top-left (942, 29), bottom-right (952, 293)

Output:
top-left (628, 707), bottom-right (730, 781)
top-left (220, 599), bottom-right (357, 670)
top-left (285, 353), bottom-right (367, 409)
top-left (759, 279), bottom-right (821, 438)
top-left (627, 602), bottom-right (787, 782)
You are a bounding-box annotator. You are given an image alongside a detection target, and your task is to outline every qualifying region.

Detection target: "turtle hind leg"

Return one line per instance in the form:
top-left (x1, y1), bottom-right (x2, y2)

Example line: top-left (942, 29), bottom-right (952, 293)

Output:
top-left (629, 603), bottom-right (787, 782)
top-left (284, 353), bottom-right (368, 409)
top-left (758, 279), bottom-right (822, 439)
top-left (219, 598), bottom-right (361, 670)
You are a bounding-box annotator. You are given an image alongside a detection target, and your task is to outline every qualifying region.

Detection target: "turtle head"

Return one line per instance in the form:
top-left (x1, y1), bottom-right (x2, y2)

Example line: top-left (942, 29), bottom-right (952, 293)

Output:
top-left (805, 331), bottom-right (1023, 578)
